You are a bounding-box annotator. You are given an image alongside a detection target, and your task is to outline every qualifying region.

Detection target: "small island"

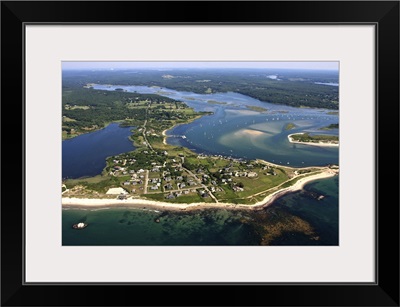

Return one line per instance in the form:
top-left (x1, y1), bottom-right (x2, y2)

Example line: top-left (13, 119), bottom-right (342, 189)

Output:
top-left (288, 133), bottom-right (339, 147)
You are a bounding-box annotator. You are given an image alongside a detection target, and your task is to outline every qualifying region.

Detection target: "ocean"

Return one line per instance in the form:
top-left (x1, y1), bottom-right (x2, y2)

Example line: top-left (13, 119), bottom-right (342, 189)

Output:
top-left (62, 85), bottom-right (339, 245)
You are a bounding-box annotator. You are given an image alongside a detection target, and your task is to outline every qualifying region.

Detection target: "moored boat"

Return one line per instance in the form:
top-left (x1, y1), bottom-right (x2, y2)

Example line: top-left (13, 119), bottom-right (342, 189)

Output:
top-left (73, 222), bottom-right (88, 229)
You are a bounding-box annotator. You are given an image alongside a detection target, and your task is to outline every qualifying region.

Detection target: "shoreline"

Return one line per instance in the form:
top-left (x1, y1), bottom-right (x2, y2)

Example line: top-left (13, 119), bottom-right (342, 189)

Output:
top-left (62, 169), bottom-right (338, 212)
top-left (162, 129), bottom-right (168, 145)
top-left (287, 133), bottom-right (339, 147)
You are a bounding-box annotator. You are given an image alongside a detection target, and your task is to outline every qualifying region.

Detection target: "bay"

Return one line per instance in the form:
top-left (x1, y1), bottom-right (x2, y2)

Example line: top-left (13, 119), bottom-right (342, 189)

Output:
top-left (91, 84), bottom-right (339, 167)
top-left (62, 123), bottom-right (135, 179)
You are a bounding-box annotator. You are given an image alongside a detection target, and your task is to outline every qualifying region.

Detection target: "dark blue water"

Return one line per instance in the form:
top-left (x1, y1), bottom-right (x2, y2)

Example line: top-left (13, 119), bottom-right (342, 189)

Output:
top-left (62, 123), bottom-right (135, 179)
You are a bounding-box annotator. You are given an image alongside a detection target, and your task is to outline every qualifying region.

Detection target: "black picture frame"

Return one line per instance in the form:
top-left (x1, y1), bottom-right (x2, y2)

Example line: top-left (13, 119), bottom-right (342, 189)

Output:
top-left (1, 1), bottom-right (399, 306)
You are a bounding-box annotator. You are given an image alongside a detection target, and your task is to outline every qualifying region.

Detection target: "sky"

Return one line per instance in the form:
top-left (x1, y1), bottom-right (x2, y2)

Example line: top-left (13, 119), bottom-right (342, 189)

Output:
top-left (62, 61), bottom-right (338, 71)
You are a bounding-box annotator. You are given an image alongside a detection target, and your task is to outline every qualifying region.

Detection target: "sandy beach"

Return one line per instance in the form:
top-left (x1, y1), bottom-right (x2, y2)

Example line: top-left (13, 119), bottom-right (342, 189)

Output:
top-left (62, 169), bottom-right (338, 212)
top-left (162, 129), bottom-right (168, 145)
top-left (287, 133), bottom-right (339, 147)
top-left (235, 129), bottom-right (265, 137)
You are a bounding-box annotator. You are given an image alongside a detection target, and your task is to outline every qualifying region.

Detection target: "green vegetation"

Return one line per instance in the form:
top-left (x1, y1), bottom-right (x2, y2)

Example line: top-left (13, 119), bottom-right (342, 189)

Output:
top-left (62, 86), bottom-right (201, 140)
top-left (319, 123), bottom-right (339, 130)
top-left (207, 100), bottom-right (227, 105)
top-left (62, 69), bottom-right (339, 205)
top-left (290, 133), bottom-right (339, 144)
top-left (284, 123), bottom-right (296, 130)
top-left (63, 68), bottom-right (339, 109)
top-left (246, 106), bottom-right (268, 112)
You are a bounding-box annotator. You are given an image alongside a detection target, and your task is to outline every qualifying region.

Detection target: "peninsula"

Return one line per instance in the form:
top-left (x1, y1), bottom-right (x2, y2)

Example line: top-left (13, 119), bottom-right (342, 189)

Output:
top-left (62, 84), bottom-right (339, 211)
top-left (288, 133), bottom-right (339, 147)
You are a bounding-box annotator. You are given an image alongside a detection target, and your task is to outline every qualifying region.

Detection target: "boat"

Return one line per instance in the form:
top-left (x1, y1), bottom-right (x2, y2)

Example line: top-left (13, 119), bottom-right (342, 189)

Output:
top-left (72, 222), bottom-right (88, 229)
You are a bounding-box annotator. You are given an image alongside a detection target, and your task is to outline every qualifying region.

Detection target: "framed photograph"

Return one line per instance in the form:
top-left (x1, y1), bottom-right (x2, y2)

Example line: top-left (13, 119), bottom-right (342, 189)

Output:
top-left (1, 1), bottom-right (399, 306)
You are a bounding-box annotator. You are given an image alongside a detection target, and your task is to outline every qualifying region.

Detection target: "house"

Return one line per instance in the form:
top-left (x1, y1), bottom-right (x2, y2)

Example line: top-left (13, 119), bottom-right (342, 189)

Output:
top-left (150, 185), bottom-right (159, 190)
top-left (233, 186), bottom-right (244, 192)
top-left (201, 192), bottom-right (209, 198)
top-left (247, 172), bottom-right (258, 178)
top-left (123, 181), bottom-right (130, 186)
top-left (164, 183), bottom-right (173, 190)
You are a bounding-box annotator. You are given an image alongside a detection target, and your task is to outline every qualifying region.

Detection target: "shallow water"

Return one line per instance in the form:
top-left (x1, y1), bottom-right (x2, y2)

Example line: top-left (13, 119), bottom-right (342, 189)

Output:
top-left (91, 84), bottom-right (339, 167)
top-left (62, 176), bottom-right (338, 246)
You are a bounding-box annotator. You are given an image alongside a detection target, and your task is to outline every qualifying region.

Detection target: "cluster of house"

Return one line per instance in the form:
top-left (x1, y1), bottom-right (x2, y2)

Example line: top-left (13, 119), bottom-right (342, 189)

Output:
top-left (232, 186), bottom-right (244, 192)
top-left (149, 177), bottom-right (162, 191)
top-left (165, 188), bottom-right (209, 200)
top-left (122, 170), bottom-right (146, 186)
top-left (110, 157), bottom-right (138, 176)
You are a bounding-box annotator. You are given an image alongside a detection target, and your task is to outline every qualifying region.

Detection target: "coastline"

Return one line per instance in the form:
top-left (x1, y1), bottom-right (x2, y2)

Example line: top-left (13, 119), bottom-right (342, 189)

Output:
top-left (287, 133), bottom-right (339, 147)
top-left (62, 169), bottom-right (338, 212)
top-left (162, 129), bottom-right (168, 145)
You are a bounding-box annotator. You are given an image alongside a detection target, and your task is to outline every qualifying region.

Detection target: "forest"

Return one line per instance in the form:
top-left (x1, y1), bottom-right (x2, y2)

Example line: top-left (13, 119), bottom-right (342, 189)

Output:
top-left (62, 68), bottom-right (339, 109)
top-left (62, 86), bottom-right (181, 138)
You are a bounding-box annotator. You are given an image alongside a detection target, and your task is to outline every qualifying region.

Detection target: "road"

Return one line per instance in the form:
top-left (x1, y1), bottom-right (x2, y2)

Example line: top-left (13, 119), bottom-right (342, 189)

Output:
top-left (183, 167), bottom-right (219, 203)
top-left (143, 170), bottom-right (149, 194)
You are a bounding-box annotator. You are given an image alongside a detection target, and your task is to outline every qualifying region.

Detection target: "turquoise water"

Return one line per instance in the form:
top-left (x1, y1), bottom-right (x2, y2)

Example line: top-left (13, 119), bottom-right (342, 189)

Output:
top-left (63, 85), bottom-right (339, 245)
